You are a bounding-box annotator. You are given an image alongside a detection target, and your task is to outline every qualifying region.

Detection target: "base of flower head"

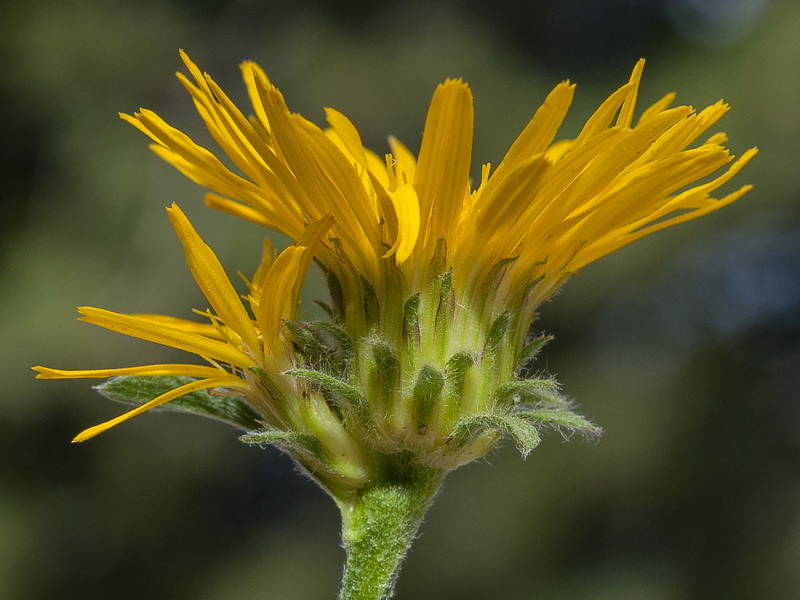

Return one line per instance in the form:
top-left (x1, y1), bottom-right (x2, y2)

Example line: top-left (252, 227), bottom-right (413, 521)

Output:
top-left (237, 281), bottom-right (601, 500)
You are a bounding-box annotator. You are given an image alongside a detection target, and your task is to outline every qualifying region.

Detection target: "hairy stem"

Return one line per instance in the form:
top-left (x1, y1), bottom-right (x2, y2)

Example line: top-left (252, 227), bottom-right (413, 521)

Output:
top-left (338, 454), bottom-right (445, 600)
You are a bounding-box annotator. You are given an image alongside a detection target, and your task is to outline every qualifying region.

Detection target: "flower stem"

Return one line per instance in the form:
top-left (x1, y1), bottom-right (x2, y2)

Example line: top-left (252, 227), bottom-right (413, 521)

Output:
top-left (337, 453), bottom-right (445, 600)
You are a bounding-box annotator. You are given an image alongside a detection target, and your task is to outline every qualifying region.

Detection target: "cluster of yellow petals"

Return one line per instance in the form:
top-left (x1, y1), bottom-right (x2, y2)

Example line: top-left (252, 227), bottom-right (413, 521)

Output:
top-left (122, 52), bottom-right (754, 314)
top-left (34, 204), bottom-right (330, 441)
top-left (35, 53), bottom-right (756, 444)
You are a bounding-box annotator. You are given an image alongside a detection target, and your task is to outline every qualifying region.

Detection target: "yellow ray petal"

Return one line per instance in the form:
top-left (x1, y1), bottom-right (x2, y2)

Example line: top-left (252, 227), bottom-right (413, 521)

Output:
top-left (637, 92), bottom-right (676, 124)
top-left (185, 72), bottom-right (277, 181)
top-left (383, 184), bottom-right (421, 263)
top-left (558, 106), bottom-right (695, 221)
top-left (501, 128), bottom-right (624, 246)
top-left (255, 246), bottom-right (304, 353)
top-left (632, 103), bottom-right (729, 168)
top-left (371, 172), bottom-right (399, 243)
top-left (572, 82), bottom-right (635, 146)
top-left (254, 83), bottom-right (381, 276)
top-left (73, 375), bottom-right (249, 442)
top-left (572, 147), bottom-right (758, 269)
top-left (616, 58), bottom-right (645, 128)
top-left (471, 154), bottom-right (551, 248)
top-left (413, 79), bottom-right (474, 244)
top-left (175, 68), bottom-right (307, 234)
top-left (33, 364), bottom-right (224, 380)
top-left (146, 143), bottom-right (264, 207)
top-left (129, 313), bottom-right (224, 339)
top-left (295, 117), bottom-right (380, 236)
top-left (78, 307), bottom-right (256, 369)
top-left (250, 217), bottom-right (332, 355)
top-left (364, 148), bottom-right (390, 189)
top-left (555, 150), bottom-right (733, 251)
top-left (123, 110), bottom-right (271, 211)
top-left (325, 107), bottom-right (369, 168)
top-left (167, 203), bottom-right (260, 353)
top-left (249, 238), bottom-right (276, 302)
top-left (125, 101), bottom-right (305, 240)
top-left (124, 109), bottom-right (225, 171)
top-left (291, 215), bottom-right (336, 310)
top-left (491, 81), bottom-right (574, 184)
top-left (204, 193), bottom-right (273, 228)
top-left (388, 136), bottom-right (416, 187)
top-left (240, 61), bottom-right (272, 136)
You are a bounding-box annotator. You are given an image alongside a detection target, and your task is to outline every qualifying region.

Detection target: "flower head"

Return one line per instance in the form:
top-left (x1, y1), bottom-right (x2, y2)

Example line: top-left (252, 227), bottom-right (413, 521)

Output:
top-left (36, 53), bottom-right (755, 504)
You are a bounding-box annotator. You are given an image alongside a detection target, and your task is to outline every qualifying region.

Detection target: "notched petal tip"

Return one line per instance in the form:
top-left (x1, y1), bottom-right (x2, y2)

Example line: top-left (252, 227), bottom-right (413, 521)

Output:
top-left (32, 366), bottom-right (50, 379)
top-left (178, 48), bottom-right (196, 70)
top-left (165, 201), bottom-right (183, 218)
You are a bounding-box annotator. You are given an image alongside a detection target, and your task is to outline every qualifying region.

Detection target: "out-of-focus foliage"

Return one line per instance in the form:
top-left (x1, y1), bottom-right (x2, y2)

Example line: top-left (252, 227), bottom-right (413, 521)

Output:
top-left (2, 1), bottom-right (798, 598)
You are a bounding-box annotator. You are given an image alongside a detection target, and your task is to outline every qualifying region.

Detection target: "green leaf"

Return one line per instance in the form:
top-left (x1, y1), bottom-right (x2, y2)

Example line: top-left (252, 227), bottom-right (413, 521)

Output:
top-left (444, 351), bottom-right (476, 401)
top-left (453, 412), bottom-right (542, 457)
top-left (515, 333), bottom-right (552, 374)
top-left (434, 270), bottom-right (455, 341)
top-left (438, 270), bottom-right (453, 296)
top-left (494, 378), bottom-right (568, 408)
top-left (372, 341), bottom-right (400, 394)
top-left (95, 375), bottom-right (262, 430)
top-left (240, 425), bottom-right (325, 461)
top-left (313, 299), bottom-right (336, 320)
top-left (285, 320), bottom-right (355, 378)
top-left (311, 321), bottom-right (356, 376)
top-left (318, 257), bottom-right (344, 320)
top-left (361, 276), bottom-right (380, 328)
top-left (402, 294), bottom-right (421, 346)
top-left (249, 366), bottom-right (286, 405)
top-left (412, 365), bottom-right (445, 428)
top-left (516, 408), bottom-right (602, 438)
top-left (289, 369), bottom-right (373, 429)
top-left (483, 256), bottom-right (518, 292)
top-left (285, 320), bottom-right (328, 367)
top-left (429, 237), bottom-right (448, 276)
top-left (484, 311), bottom-right (510, 351)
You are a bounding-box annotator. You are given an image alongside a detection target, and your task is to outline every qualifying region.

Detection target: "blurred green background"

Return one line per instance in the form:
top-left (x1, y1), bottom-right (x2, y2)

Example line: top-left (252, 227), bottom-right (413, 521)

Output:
top-left (2, 0), bottom-right (798, 598)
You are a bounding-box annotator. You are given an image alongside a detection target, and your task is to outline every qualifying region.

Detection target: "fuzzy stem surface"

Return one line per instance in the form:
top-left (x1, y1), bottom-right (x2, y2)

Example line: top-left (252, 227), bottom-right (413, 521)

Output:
top-left (337, 453), bottom-right (445, 600)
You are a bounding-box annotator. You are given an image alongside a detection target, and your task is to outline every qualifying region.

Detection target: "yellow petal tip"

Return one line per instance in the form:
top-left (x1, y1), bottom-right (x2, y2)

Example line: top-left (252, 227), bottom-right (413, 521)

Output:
top-left (72, 427), bottom-right (100, 443)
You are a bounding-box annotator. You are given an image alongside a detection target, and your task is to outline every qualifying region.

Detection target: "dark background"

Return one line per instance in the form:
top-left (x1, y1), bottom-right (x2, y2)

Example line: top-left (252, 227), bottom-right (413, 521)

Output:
top-left (2, 0), bottom-right (798, 598)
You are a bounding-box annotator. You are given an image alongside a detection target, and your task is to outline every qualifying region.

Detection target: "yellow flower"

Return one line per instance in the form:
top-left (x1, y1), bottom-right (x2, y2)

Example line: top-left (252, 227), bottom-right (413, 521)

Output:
top-left (36, 53), bottom-right (755, 502)
top-left (123, 53), bottom-right (754, 329)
